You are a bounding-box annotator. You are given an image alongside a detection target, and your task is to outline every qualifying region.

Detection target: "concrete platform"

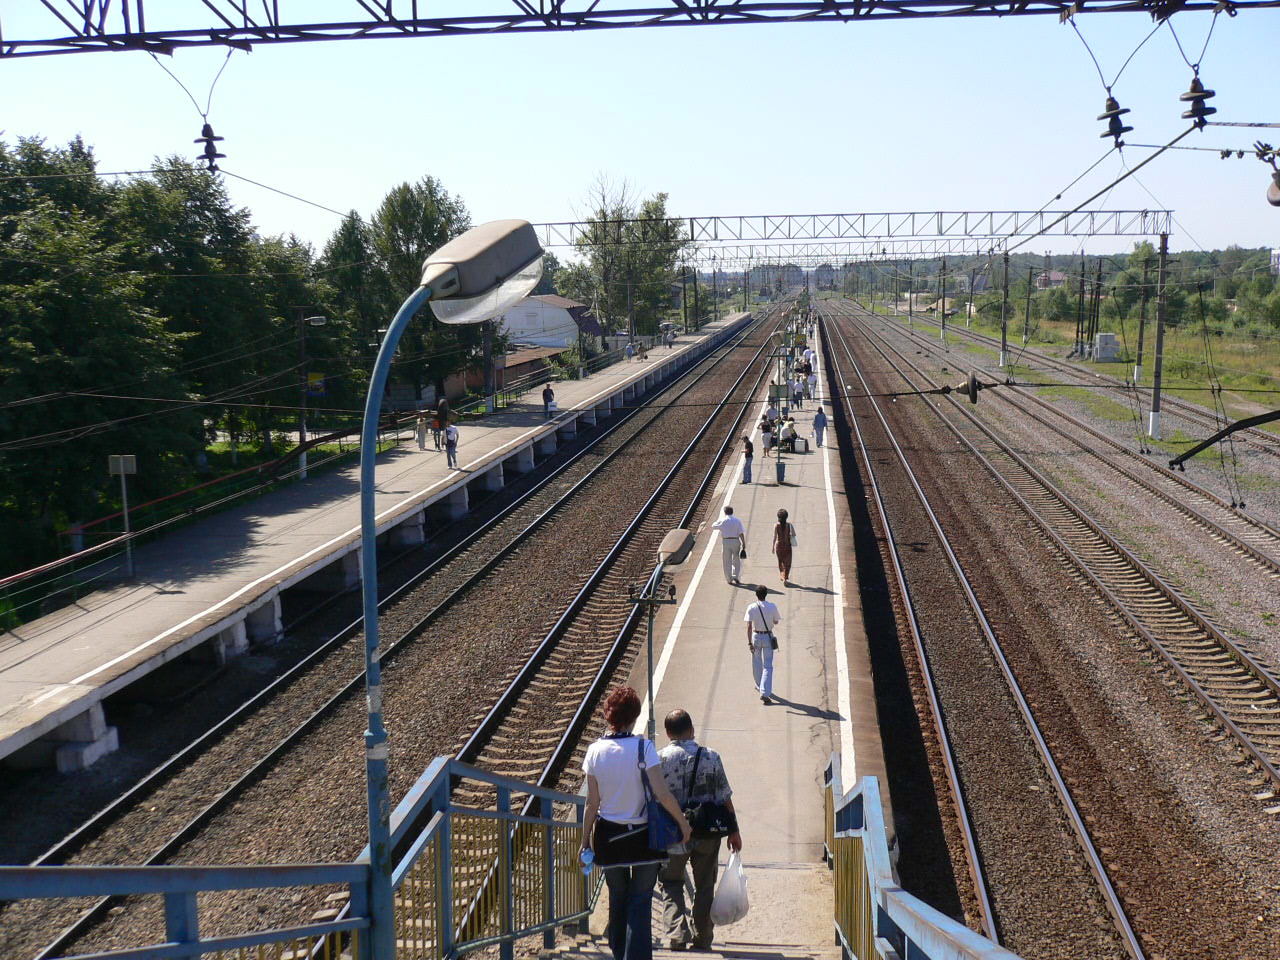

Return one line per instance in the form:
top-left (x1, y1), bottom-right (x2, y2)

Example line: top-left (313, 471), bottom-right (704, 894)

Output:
top-left (0, 314), bottom-right (753, 770)
top-left (590, 333), bottom-right (888, 947)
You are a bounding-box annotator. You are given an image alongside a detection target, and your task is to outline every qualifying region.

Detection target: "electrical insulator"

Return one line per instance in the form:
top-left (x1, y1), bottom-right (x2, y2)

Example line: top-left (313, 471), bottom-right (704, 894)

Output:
top-left (1179, 76), bottom-right (1217, 129)
top-left (194, 122), bottom-right (226, 171)
top-left (1097, 97), bottom-right (1133, 147)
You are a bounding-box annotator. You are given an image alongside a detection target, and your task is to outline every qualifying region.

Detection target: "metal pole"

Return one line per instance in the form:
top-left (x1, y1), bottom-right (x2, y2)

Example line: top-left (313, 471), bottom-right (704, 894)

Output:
top-left (1148, 233), bottom-right (1169, 439)
top-left (938, 257), bottom-right (946, 345)
top-left (713, 263), bottom-right (719, 322)
top-left (1074, 254), bottom-right (1087, 357)
top-left (1023, 266), bottom-right (1034, 346)
top-left (999, 252), bottom-right (1010, 367)
top-left (360, 283), bottom-right (433, 960)
top-left (681, 263), bottom-right (688, 332)
top-left (692, 266), bottom-right (700, 330)
top-left (645, 563), bottom-right (664, 742)
top-left (120, 470), bottom-right (133, 578)
top-left (908, 261), bottom-right (913, 329)
top-left (1134, 256), bottom-right (1151, 383)
top-left (298, 311), bottom-right (309, 480)
top-left (968, 268), bottom-right (976, 328)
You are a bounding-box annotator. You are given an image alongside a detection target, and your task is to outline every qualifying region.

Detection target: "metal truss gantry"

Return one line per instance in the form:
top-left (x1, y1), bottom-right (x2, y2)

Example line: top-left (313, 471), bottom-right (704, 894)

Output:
top-left (5, 1), bottom-right (1278, 59)
top-left (533, 209), bottom-right (1172, 256)
top-left (683, 239), bottom-right (1001, 266)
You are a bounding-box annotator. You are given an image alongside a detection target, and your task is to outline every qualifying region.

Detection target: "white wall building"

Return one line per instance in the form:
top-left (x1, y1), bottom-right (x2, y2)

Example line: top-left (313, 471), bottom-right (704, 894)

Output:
top-left (500, 294), bottom-right (602, 348)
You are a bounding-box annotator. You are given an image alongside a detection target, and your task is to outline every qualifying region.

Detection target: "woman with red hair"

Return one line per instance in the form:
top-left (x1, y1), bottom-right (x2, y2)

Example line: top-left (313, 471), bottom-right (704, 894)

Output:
top-left (582, 686), bottom-right (691, 960)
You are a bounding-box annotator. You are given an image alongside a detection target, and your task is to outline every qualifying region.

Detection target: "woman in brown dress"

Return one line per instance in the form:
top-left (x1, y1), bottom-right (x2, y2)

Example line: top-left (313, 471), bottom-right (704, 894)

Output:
top-left (772, 508), bottom-right (794, 584)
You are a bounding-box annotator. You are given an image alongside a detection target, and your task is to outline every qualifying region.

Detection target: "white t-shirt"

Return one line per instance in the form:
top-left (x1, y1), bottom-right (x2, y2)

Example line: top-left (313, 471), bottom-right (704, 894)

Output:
top-left (744, 599), bottom-right (781, 634)
top-left (583, 735), bottom-right (661, 825)
top-left (712, 515), bottom-right (745, 540)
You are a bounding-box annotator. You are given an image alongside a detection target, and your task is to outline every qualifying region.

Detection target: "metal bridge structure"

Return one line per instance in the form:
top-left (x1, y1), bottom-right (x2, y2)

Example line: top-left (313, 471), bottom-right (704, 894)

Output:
top-left (5, 0), bottom-right (1279, 59)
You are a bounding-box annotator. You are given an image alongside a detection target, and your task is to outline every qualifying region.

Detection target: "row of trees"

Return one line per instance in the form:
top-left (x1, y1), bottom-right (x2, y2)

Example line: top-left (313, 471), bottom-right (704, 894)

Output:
top-left (0, 140), bottom-right (701, 578)
top-left (1, 136), bottom-right (481, 574)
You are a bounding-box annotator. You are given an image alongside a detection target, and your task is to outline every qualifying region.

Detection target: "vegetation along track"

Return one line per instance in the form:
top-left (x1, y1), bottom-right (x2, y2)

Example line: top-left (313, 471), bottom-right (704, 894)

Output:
top-left (896, 303), bottom-right (1280, 463)
top-left (833, 301), bottom-right (1280, 792)
top-left (6, 308), bottom-right (787, 960)
top-left (822, 307), bottom-right (1139, 959)
top-left (855, 302), bottom-right (1280, 575)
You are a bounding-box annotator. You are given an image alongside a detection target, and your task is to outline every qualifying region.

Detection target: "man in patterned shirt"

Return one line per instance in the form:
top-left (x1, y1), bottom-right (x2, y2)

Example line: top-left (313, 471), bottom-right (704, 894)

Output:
top-left (656, 709), bottom-right (743, 950)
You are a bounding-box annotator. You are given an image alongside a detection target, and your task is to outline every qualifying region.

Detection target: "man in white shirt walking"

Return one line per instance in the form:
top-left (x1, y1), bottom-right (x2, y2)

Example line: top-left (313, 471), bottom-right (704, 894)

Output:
top-left (744, 585), bottom-right (781, 703)
top-left (711, 506), bottom-right (746, 584)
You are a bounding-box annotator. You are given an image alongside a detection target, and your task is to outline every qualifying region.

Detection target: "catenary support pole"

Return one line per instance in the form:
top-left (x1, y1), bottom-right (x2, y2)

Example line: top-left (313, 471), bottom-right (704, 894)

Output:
top-left (938, 257), bottom-right (946, 345)
top-left (1148, 233), bottom-right (1169, 439)
top-left (1074, 254), bottom-right (1087, 357)
top-left (1134, 256), bottom-right (1151, 383)
top-left (999, 251), bottom-right (1010, 367)
top-left (907, 260), bottom-right (913, 328)
top-left (1023, 265), bottom-right (1034, 345)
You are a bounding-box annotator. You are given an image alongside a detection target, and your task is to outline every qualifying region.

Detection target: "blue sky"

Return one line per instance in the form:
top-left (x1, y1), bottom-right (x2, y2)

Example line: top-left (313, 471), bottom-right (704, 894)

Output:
top-left (4, 6), bottom-right (1278, 258)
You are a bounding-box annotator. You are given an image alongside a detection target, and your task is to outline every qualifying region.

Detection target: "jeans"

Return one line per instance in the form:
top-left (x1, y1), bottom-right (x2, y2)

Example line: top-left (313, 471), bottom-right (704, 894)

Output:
top-left (658, 837), bottom-right (722, 946)
top-left (446, 442), bottom-right (457, 468)
top-left (720, 538), bottom-right (741, 582)
top-left (752, 637), bottom-right (775, 697)
top-left (742, 456), bottom-right (753, 484)
top-left (604, 862), bottom-right (661, 960)
top-left (814, 425), bottom-right (826, 447)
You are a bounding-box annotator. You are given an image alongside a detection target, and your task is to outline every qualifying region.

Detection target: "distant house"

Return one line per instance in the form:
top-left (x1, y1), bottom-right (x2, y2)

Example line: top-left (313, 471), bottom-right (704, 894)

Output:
top-left (1035, 270), bottom-right (1069, 289)
top-left (501, 294), bottom-right (603, 348)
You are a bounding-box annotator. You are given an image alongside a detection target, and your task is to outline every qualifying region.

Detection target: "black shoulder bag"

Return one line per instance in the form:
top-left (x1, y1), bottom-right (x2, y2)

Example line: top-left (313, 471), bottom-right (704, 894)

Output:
top-left (682, 747), bottom-right (738, 839)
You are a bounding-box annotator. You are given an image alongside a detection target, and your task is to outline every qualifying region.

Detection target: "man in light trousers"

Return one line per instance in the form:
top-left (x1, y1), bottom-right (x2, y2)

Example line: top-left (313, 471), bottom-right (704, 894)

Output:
top-left (657, 709), bottom-right (742, 951)
top-left (711, 506), bottom-right (745, 584)
top-left (744, 585), bottom-right (781, 703)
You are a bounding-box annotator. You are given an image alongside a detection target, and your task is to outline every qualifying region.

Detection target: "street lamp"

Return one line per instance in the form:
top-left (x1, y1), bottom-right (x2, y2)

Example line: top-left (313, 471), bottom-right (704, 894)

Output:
top-left (629, 529), bottom-right (695, 740)
top-left (359, 220), bottom-right (542, 960)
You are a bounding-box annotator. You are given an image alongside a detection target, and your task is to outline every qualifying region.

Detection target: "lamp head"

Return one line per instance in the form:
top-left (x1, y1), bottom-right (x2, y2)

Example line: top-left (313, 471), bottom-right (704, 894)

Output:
top-left (423, 220), bottom-right (544, 325)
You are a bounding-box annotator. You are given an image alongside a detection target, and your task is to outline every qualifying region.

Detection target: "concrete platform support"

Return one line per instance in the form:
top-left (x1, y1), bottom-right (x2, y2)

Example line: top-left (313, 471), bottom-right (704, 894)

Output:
top-left (557, 418), bottom-right (578, 442)
top-left (578, 407), bottom-right (597, 428)
top-left (445, 486), bottom-right (469, 521)
top-left (477, 465), bottom-right (504, 492)
top-left (245, 594), bottom-right (282, 644)
top-left (389, 510), bottom-right (426, 548)
top-left (535, 433), bottom-right (557, 458)
top-left (507, 447), bottom-right (535, 478)
top-left (4, 702), bottom-right (121, 773)
top-left (210, 620), bottom-right (250, 664)
top-left (610, 394), bottom-right (624, 414)
top-left (304, 551), bottom-right (361, 592)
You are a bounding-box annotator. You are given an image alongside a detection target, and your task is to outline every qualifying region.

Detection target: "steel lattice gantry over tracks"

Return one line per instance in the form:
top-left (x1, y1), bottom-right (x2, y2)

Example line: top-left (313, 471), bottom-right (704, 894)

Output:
top-left (5, 1), bottom-right (1280, 58)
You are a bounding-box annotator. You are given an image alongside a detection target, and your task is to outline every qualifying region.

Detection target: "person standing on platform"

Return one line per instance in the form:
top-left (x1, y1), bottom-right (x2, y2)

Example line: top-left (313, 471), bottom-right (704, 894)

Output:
top-left (744, 585), bottom-right (781, 703)
top-left (711, 505), bottom-right (746, 584)
top-left (656, 709), bottom-right (742, 951)
top-left (792, 378), bottom-right (804, 410)
top-left (626, 342), bottom-right (635, 363)
top-left (444, 421), bottom-right (459, 469)
top-left (813, 405), bottom-right (828, 448)
top-left (759, 416), bottom-right (774, 459)
top-left (582, 687), bottom-right (692, 960)
top-left (741, 435), bottom-right (754, 485)
top-left (806, 370), bottom-right (817, 400)
top-left (542, 382), bottom-right (555, 420)
top-left (772, 507), bottom-right (795, 584)
top-left (415, 413), bottom-right (428, 451)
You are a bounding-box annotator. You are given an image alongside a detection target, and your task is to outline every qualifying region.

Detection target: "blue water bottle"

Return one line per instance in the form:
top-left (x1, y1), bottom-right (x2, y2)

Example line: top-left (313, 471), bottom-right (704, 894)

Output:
top-left (579, 849), bottom-right (594, 876)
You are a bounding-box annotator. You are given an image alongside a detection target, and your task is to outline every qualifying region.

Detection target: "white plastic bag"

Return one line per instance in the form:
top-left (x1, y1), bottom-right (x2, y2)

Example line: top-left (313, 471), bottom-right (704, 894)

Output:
top-left (709, 852), bottom-right (750, 925)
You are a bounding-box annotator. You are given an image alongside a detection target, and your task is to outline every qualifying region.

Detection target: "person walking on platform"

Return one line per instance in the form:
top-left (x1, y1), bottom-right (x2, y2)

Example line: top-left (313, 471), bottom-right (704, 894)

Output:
top-left (792, 377), bottom-right (804, 410)
top-left (741, 435), bottom-right (754, 485)
top-left (813, 405), bottom-right (828, 448)
top-left (806, 370), bottom-right (817, 400)
top-left (711, 506), bottom-right (746, 584)
top-left (436, 397), bottom-right (451, 449)
top-left (657, 709), bottom-right (742, 951)
top-left (773, 508), bottom-right (795, 584)
top-left (582, 687), bottom-right (692, 960)
top-left (625, 342), bottom-right (635, 363)
top-left (744, 585), bottom-right (781, 703)
top-left (415, 413), bottom-right (428, 451)
top-left (759, 416), bottom-right (774, 459)
top-left (444, 421), bottom-right (459, 469)
top-left (542, 382), bottom-right (555, 420)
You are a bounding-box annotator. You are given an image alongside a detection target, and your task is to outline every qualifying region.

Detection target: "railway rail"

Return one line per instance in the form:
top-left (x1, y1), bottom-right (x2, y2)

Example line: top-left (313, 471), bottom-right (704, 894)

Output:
top-left (822, 306), bottom-right (1142, 958)
top-left (9, 307), bottom-right (788, 960)
top-left (845, 302), bottom-right (1280, 575)
top-left (884, 301), bottom-right (1280, 463)
top-left (830, 301), bottom-right (1280, 792)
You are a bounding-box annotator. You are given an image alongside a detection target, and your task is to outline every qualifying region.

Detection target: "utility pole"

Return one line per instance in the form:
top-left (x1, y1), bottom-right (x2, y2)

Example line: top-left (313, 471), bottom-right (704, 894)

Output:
top-left (1074, 254), bottom-right (1087, 357)
top-left (1149, 233), bottom-right (1170, 439)
top-left (968, 267), bottom-right (977, 328)
top-left (908, 260), bottom-right (914, 329)
top-left (712, 261), bottom-right (720, 322)
top-left (483, 319), bottom-right (495, 412)
top-left (627, 261), bottom-right (635, 345)
top-left (692, 266), bottom-right (700, 330)
top-left (680, 264), bottom-right (689, 332)
top-left (293, 308), bottom-right (326, 480)
top-left (1023, 265), bottom-right (1034, 345)
top-left (1134, 256), bottom-right (1151, 383)
top-left (1091, 258), bottom-right (1104, 357)
top-left (938, 257), bottom-right (947, 345)
top-left (999, 251), bottom-right (1010, 367)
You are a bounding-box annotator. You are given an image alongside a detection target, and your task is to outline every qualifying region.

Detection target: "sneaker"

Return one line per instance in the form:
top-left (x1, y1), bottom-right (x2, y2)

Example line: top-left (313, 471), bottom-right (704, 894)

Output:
top-left (761, 694), bottom-right (770, 703)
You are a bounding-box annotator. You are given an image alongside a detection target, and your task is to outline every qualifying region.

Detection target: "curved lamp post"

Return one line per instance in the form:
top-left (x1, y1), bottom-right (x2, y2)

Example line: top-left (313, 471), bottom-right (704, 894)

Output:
top-left (360, 220), bottom-right (543, 959)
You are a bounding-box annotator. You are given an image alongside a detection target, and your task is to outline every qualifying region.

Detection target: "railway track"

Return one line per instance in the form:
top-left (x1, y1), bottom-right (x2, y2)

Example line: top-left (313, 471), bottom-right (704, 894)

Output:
top-left (831, 301), bottom-right (1280, 792)
top-left (845, 302), bottom-right (1280, 576)
top-left (822, 306), bottom-right (1141, 958)
top-left (10, 307), bottom-right (789, 960)
top-left (881, 300), bottom-right (1280, 463)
